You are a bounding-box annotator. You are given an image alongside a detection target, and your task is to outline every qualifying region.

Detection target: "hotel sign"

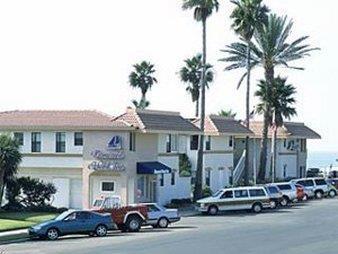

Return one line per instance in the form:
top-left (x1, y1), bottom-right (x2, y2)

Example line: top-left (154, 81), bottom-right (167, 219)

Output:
top-left (88, 136), bottom-right (126, 172)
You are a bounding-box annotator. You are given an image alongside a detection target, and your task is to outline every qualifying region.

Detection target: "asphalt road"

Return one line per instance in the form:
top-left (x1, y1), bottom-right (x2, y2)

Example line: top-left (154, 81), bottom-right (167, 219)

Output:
top-left (2, 198), bottom-right (338, 254)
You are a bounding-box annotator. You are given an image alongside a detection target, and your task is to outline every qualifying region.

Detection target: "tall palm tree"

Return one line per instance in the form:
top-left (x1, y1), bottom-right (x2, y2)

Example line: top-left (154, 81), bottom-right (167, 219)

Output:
top-left (220, 14), bottom-right (319, 181)
top-left (129, 61), bottom-right (157, 110)
top-left (255, 77), bottom-right (297, 181)
top-left (179, 54), bottom-right (214, 117)
top-left (218, 109), bottom-right (237, 118)
top-left (0, 134), bottom-right (22, 207)
top-left (182, 0), bottom-right (219, 200)
top-left (221, 0), bottom-right (269, 185)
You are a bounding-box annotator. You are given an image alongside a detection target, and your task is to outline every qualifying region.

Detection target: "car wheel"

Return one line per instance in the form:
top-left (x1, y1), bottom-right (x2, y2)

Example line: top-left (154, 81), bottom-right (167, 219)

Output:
top-left (95, 225), bottom-right (107, 237)
top-left (315, 191), bottom-right (323, 199)
top-left (157, 217), bottom-right (169, 228)
top-left (46, 228), bottom-right (59, 241)
top-left (126, 216), bottom-right (142, 232)
top-left (280, 197), bottom-right (289, 207)
top-left (270, 200), bottom-right (277, 209)
top-left (252, 203), bottom-right (262, 213)
top-left (329, 190), bottom-right (336, 198)
top-left (208, 205), bottom-right (218, 216)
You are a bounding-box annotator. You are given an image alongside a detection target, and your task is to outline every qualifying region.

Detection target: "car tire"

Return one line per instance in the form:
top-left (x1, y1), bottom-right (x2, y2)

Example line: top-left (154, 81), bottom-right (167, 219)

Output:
top-left (329, 190), bottom-right (336, 198)
top-left (252, 203), bottom-right (262, 213)
top-left (126, 216), bottom-right (142, 232)
top-left (208, 205), bottom-right (218, 216)
top-left (46, 228), bottom-right (59, 241)
top-left (157, 217), bottom-right (169, 228)
top-left (315, 191), bottom-right (323, 199)
top-left (280, 197), bottom-right (289, 207)
top-left (95, 225), bottom-right (108, 237)
top-left (270, 200), bottom-right (277, 209)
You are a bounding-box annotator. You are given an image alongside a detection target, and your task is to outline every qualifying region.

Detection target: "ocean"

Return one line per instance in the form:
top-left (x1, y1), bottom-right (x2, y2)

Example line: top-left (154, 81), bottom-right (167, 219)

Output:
top-left (307, 151), bottom-right (338, 169)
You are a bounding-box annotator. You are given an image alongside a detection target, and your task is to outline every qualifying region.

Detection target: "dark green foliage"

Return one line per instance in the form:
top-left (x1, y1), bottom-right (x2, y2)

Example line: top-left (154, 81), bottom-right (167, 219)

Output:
top-left (179, 154), bottom-right (192, 177)
top-left (182, 0), bottom-right (219, 21)
top-left (202, 186), bottom-right (213, 198)
top-left (218, 109), bottom-right (237, 118)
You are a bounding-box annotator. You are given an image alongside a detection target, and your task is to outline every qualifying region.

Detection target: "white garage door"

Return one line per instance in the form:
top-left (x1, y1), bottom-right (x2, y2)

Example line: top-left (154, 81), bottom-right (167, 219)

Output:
top-left (52, 178), bottom-right (70, 208)
top-left (70, 179), bottom-right (83, 209)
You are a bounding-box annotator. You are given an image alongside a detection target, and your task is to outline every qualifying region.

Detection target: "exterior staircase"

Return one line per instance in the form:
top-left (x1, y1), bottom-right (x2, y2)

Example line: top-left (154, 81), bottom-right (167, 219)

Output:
top-left (233, 150), bottom-right (246, 185)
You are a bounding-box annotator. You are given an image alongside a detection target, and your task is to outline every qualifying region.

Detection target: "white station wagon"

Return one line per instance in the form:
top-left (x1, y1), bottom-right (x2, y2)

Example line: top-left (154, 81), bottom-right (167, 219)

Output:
top-left (197, 186), bottom-right (274, 215)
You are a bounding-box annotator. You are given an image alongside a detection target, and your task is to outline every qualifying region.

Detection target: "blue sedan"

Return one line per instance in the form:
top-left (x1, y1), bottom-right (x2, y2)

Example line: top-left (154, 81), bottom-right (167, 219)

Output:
top-left (28, 210), bottom-right (114, 240)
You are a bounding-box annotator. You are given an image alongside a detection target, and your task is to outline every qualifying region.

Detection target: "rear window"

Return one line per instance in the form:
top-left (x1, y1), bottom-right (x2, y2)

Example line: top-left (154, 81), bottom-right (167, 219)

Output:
top-left (267, 186), bottom-right (279, 194)
top-left (249, 189), bottom-right (266, 197)
top-left (315, 179), bottom-right (327, 185)
top-left (277, 184), bottom-right (292, 190)
top-left (303, 180), bottom-right (314, 187)
top-left (234, 190), bottom-right (249, 198)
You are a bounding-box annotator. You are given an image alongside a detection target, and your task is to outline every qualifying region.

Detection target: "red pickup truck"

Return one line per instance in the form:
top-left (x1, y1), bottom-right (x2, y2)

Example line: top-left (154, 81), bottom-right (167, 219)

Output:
top-left (91, 196), bottom-right (148, 232)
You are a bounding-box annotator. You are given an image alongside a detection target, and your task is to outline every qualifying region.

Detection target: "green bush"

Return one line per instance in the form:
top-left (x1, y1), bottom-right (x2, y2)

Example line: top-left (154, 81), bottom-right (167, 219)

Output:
top-left (202, 186), bottom-right (213, 198)
top-left (179, 154), bottom-right (192, 177)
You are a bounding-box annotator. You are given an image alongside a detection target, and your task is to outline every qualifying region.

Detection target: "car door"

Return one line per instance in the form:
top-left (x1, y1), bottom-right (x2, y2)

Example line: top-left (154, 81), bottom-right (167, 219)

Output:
top-left (233, 189), bottom-right (250, 210)
top-left (147, 204), bottom-right (162, 224)
top-left (76, 212), bottom-right (95, 232)
top-left (218, 190), bottom-right (234, 211)
top-left (59, 212), bottom-right (83, 234)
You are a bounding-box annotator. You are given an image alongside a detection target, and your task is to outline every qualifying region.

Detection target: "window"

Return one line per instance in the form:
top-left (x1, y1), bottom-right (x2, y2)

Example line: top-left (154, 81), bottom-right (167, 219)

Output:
top-left (171, 172), bottom-right (175, 185)
top-left (315, 179), bottom-right (327, 185)
top-left (221, 191), bottom-right (233, 199)
top-left (56, 132), bottom-right (66, 153)
top-left (283, 139), bottom-right (287, 148)
top-left (166, 134), bottom-right (178, 153)
top-left (74, 132), bottom-right (83, 146)
top-left (101, 181), bottom-right (115, 192)
top-left (229, 136), bottom-right (233, 147)
top-left (190, 135), bottom-right (199, 150)
top-left (77, 212), bottom-right (91, 220)
top-left (300, 139), bottom-right (306, 152)
top-left (277, 184), bottom-right (292, 190)
top-left (14, 132), bottom-right (24, 146)
top-left (147, 204), bottom-right (160, 212)
top-left (31, 132), bottom-right (41, 152)
top-left (205, 136), bottom-right (211, 151)
top-left (129, 132), bottom-right (136, 151)
top-left (249, 189), bottom-right (266, 197)
top-left (159, 174), bottom-right (164, 187)
top-left (234, 189), bottom-right (248, 198)
top-left (267, 186), bottom-right (279, 194)
top-left (205, 169), bottom-right (211, 187)
top-left (303, 180), bottom-right (315, 187)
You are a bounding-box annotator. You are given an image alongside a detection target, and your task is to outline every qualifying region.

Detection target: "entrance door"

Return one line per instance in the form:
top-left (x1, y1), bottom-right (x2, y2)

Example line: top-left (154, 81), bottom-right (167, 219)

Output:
top-left (137, 175), bottom-right (157, 203)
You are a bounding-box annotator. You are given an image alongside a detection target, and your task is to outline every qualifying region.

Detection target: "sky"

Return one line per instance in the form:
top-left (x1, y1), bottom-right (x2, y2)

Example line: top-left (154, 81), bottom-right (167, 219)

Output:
top-left (0, 0), bottom-right (337, 152)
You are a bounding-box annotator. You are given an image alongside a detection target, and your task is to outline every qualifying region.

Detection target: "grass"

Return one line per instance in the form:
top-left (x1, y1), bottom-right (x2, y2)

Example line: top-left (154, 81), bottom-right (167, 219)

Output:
top-left (0, 212), bottom-right (58, 232)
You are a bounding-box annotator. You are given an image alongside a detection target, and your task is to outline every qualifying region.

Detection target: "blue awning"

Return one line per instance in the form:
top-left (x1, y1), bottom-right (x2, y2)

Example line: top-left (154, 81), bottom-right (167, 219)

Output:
top-left (137, 162), bottom-right (172, 174)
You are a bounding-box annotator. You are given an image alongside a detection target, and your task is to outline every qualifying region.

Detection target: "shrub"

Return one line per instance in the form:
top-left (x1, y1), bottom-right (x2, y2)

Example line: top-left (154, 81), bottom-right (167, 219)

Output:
top-left (179, 154), bottom-right (192, 177)
top-left (202, 186), bottom-right (213, 198)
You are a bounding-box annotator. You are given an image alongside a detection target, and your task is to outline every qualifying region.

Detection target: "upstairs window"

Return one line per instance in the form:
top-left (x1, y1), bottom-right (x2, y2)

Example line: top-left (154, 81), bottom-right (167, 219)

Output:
top-left (190, 135), bottom-right (199, 150)
top-left (166, 134), bottom-right (178, 153)
top-left (205, 169), bottom-right (211, 186)
top-left (14, 132), bottom-right (24, 146)
top-left (300, 139), bottom-right (306, 152)
top-left (129, 132), bottom-right (136, 151)
top-left (229, 136), bottom-right (233, 147)
top-left (56, 132), bottom-right (66, 153)
top-left (205, 136), bottom-right (211, 151)
top-left (101, 181), bottom-right (115, 192)
top-left (31, 132), bottom-right (41, 152)
top-left (74, 132), bottom-right (83, 146)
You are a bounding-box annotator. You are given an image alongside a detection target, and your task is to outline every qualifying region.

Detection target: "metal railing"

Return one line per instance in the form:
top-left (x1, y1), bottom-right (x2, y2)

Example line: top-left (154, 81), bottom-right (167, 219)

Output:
top-left (233, 150), bottom-right (246, 185)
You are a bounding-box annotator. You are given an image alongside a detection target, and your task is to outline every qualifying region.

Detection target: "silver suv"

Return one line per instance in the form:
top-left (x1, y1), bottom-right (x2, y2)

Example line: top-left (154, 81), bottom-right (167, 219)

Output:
top-left (274, 182), bottom-right (298, 206)
top-left (292, 178), bottom-right (330, 199)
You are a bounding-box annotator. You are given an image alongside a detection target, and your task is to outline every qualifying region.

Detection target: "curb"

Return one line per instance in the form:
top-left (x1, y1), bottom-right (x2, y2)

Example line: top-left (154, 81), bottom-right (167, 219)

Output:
top-left (0, 232), bottom-right (29, 245)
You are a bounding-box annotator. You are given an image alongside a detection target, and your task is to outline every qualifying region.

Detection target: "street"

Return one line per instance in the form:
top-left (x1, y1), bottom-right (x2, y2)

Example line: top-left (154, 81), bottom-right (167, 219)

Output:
top-left (2, 198), bottom-right (338, 254)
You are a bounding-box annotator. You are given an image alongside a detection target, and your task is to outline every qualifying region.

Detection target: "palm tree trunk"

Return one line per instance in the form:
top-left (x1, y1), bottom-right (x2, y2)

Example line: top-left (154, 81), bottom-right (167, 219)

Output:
top-left (193, 18), bottom-right (206, 201)
top-left (244, 44), bottom-right (251, 185)
top-left (271, 118), bottom-right (277, 183)
top-left (195, 98), bottom-right (199, 118)
top-left (258, 65), bottom-right (274, 181)
top-left (0, 169), bottom-right (5, 207)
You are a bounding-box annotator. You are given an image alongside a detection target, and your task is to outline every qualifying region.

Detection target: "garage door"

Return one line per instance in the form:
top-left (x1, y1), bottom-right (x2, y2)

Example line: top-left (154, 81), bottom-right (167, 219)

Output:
top-left (70, 179), bottom-right (83, 209)
top-left (52, 178), bottom-right (70, 208)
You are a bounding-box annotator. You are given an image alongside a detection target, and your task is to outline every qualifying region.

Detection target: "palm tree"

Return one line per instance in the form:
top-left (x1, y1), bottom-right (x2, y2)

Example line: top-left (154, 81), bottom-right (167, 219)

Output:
top-left (0, 134), bottom-right (22, 207)
top-left (255, 77), bottom-right (297, 181)
top-left (129, 61), bottom-right (157, 110)
top-left (179, 54), bottom-right (214, 117)
top-left (218, 109), bottom-right (237, 118)
top-left (182, 0), bottom-right (219, 200)
top-left (220, 14), bottom-right (319, 181)
top-left (221, 0), bottom-right (269, 185)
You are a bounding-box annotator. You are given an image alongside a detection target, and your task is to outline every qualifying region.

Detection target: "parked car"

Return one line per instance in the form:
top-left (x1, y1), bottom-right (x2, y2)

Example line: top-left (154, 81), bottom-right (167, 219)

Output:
top-left (197, 186), bottom-right (274, 215)
top-left (140, 203), bottom-right (180, 228)
top-left (92, 196), bottom-right (148, 232)
top-left (323, 179), bottom-right (338, 198)
top-left (263, 185), bottom-right (283, 208)
top-left (28, 210), bottom-right (114, 240)
top-left (274, 182), bottom-right (298, 206)
top-left (291, 178), bottom-right (331, 199)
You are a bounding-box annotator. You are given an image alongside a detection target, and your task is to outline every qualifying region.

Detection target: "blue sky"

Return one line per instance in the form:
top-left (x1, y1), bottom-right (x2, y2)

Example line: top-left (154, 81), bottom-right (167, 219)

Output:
top-left (0, 0), bottom-right (336, 152)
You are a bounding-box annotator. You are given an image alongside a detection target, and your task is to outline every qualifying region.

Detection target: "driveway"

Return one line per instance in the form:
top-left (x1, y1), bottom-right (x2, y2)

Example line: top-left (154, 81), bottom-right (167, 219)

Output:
top-left (2, 198), bottom-right (338, 254)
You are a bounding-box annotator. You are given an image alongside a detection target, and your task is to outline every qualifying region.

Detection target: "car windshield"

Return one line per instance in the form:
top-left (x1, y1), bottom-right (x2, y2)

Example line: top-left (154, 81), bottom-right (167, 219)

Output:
top-left (212, 190), bottom-right (224, 197)
top-left (54, 211), bottom-right (74, 221)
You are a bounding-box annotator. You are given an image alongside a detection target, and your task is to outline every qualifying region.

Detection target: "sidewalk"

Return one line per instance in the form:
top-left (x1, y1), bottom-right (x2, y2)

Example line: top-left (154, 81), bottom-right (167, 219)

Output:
top-left (0, 229), bottom-right (28, 245)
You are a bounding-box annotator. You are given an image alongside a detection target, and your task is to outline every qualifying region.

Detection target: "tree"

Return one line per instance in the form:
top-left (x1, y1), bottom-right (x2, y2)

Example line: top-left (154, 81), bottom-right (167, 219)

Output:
top-left (218, 109), bottom-right (237, 118)
top-left (179, 54), bottom-right (214, 117)
top-left (129, 61), bottom-right (157, 110)
top-left (255, 77), bottom-right (297, 181)
top-left (182, 0), bottom-right (219, 200)
top-left (0, 134), bottom-right (22, 207)
top-left (220, 14), bottom-right (318, 181)
top-left (221, 0), bottom-right (269, 185)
